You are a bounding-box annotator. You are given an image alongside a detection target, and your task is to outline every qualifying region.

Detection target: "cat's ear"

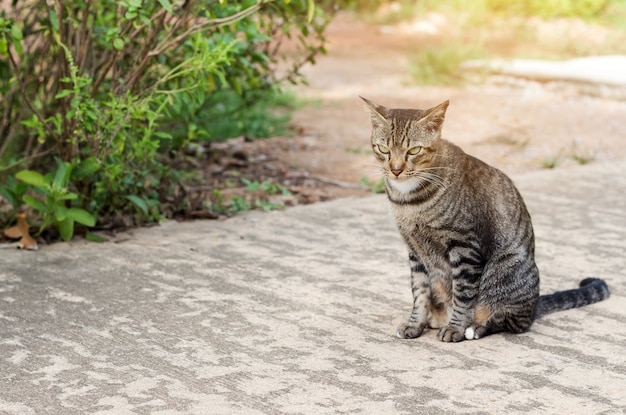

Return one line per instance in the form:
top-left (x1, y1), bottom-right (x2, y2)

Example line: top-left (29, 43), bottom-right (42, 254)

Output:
top-left (419, 100), bottom-right (449, 137)
top-left (360, 96), bottom-right (388, 128)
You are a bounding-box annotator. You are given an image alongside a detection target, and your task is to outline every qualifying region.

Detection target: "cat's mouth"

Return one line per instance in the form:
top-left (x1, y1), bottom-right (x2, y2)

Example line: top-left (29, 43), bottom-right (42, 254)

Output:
top-left (387, 173), bottom-right (409, 182)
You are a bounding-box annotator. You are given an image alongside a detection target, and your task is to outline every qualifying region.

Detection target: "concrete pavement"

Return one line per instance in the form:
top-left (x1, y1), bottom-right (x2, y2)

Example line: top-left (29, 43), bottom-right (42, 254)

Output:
top-left (1, 161), bottom-right (625, 414)
top-left (466, 55), bottom-right (626, 86)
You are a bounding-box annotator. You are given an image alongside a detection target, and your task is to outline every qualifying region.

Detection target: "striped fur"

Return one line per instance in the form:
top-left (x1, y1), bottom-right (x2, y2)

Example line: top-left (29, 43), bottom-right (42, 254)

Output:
top-left (362, 97), bottom-right (610, 342)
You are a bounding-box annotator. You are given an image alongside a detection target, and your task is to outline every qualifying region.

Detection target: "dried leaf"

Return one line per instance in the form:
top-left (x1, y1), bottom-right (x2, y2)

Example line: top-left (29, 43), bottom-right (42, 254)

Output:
top-left (4, 224), bottom-right (21, 239)
top-left (3, 214), bottom-right (38, 250)
top-left (17, 216), bottom-right (38, 250)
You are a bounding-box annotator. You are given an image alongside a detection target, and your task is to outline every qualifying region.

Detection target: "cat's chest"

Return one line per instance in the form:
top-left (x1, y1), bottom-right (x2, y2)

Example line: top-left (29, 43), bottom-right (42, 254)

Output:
top-left (390, 202), bottom-right (460, 261)
top-left (389, 202), bottom-right (448, 235)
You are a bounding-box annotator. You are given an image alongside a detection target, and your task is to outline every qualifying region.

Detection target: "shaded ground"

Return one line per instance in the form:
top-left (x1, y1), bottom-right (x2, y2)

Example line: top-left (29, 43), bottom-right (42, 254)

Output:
top-left (202, 13), bottom-right (626, 210)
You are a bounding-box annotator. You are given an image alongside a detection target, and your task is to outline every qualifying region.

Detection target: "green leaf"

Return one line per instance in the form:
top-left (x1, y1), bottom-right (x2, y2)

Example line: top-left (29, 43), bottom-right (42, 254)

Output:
top-left (0, 38), bottom-right (7, 56)
top-left (23, 195), bottom-right (47, 213)
top-left (0, 186), bottom-right (14, 206)
top-left (307, 0), bottom-right (315, 23)
top-left (113, 38), bottom-right (125, 50)
top-left (55, 89), bottom-right (73, 99)
top-left (16, 170), bottom-right (47, 188)
top-left (12, 37), bottom-right (22, 56)
top-left (158, 0), bottom-right (173, 14)
top-left (10, 24), bottom-right (22, 40)
top-left (60, 193), bottom-right (78, 201)
top-left (85, 231), bottom-right (108, 243)
top-left (49, 9), bottom-right (59, 32)
top-left (53, 161), bottom-right (73, 190)
top-left (76, 157), bottom-right (101, 177)
top-left (126, 195), bottom-right (148, 216)
top-left (66, 208), bottom-right (96, 227)
top-left (139, 15), bottom-right (151, 26)
top-left (58, 217), bottom-right (74, 241)
top-left (154, 131), bottom-right (172, 139)
top-left (55, 204), bottom-right (68, 221)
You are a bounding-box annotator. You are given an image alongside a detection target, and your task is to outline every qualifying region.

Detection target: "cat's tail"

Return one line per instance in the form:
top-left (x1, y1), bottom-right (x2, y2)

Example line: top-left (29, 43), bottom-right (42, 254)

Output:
top-left (534, 278), bottom-right (610, 320)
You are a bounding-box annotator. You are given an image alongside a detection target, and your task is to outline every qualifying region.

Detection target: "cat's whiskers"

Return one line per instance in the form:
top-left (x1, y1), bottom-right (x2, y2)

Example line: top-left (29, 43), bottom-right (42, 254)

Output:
top-left (405, 170), bottom-right (448, 190)
top-left (364, 162), bottom-right (386, 177)
top-left (420, 165), bottom-right (454, 173)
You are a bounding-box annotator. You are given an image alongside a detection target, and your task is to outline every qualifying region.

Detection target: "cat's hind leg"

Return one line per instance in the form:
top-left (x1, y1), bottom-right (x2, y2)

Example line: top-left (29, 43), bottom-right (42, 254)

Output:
top-left (469, 304), bottom-right (533, 339)
top-left (463, 325), bottom-right (495, 340)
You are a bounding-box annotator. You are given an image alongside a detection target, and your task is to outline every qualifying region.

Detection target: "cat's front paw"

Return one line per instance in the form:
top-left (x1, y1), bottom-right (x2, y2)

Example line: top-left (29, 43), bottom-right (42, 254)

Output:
top-left (437, 325), bottom-right (466, 342)
top-left (396, 322), bottom-right (427, 339)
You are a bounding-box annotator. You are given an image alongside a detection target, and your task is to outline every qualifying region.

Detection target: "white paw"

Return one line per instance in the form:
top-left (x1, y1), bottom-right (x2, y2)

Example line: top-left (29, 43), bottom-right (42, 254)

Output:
top-left (464, 326), bottom-right (475, 340)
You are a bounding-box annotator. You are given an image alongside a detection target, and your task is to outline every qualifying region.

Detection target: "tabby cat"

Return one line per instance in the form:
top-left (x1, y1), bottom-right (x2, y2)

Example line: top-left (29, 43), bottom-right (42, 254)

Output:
top-left (362, 97), bottom-right (610, 342)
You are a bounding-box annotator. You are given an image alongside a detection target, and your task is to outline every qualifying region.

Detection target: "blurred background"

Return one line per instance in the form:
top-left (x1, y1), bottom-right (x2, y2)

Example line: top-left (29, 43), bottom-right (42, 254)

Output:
top-left (274, 0), bottom-right (626, 198)
top-left (2, 0), bottom-right (626, 241)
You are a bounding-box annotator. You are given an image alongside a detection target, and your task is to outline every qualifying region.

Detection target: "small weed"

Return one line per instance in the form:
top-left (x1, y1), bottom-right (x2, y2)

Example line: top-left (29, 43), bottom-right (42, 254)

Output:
top-left (541, 140), bottom-right (598, 169)
top-left (229, 195), bottom-right (251, 213)
top-left (205, 179), bottom-right (291, 216)
top-left (345, 146), bottom-right (372, 155)
top-left (14, 160), bottom-right (96, 240)
top-left (255, 200), bottom-right (282, 212)
top-left (572, 153), bottom-right (595, 165)
top-left (241, 178), bottom-right (291, 196)
top-left (541, 153), bottom-right (564, 169)
top-left (481, 132), bottom-right (531, 150)
top-left (570, 139), bottom-right (598, 165)
top-left (205, 189), bottom-right (229, 215)
top-left (359, 176), bottom-right (386, 193)
top-left (409, 43), bottom-right (486, 86)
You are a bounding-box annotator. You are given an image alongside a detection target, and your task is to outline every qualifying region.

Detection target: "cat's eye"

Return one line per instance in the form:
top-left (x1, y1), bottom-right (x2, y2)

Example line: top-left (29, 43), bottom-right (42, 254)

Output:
top-left (377, 145), bottom-right (390, 154)
top-left (408, 146), bottom-right (422, 155)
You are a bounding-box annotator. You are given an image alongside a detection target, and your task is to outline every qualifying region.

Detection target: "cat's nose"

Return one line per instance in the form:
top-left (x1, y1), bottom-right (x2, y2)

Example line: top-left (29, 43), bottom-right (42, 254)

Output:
top-left (391, 167), bottom-right (403, 177)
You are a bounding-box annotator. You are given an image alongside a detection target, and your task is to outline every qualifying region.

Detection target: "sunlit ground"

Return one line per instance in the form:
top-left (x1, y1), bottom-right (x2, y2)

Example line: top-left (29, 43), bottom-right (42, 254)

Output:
top-left (347, 0), bottom-right (626, 85)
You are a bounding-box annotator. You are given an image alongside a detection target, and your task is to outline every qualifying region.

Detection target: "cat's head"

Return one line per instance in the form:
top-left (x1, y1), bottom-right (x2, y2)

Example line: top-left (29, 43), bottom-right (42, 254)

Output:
top-left (361, 97), bottom-right (449, 193)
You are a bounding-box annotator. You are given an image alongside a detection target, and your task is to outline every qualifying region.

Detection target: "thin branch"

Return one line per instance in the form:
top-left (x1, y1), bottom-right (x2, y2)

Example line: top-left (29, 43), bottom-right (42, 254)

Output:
top-left (0, 147), bottom-right (57, 173)
top-left (0, 89), bottom-right (23, 160)
top-left (90, 51), bottom-right (120, 97)
top-left (127, 8), bottom-right (168, 43)
top-left (147, 0), bottom-right (274, 57)
top-left (149, 0), bottom-right (195, 53)
top-left (6, 48), bottom-right (60, 142)
top-left (122, 10), bottom-right (168, 95)
top-left (77, 0), bottom-right (93, 71)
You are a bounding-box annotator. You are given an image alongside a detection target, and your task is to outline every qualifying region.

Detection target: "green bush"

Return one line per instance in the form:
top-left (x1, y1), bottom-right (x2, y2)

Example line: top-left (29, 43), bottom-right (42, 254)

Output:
top-left (0, 0), bottom-right (330, 239)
